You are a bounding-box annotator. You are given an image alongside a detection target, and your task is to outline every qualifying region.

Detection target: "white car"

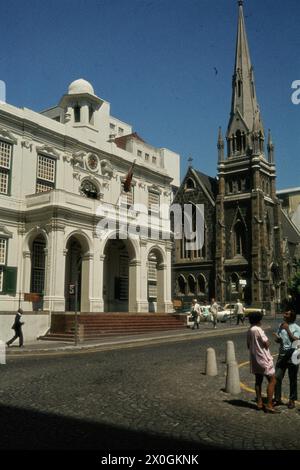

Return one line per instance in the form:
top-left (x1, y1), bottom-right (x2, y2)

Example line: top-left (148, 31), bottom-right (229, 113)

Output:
top-left (223, 303), bottom-right (266, 317)
top-left (215, 306), bottom-right (233, 323)
top-left (187, 306), bottom-right (231, 325)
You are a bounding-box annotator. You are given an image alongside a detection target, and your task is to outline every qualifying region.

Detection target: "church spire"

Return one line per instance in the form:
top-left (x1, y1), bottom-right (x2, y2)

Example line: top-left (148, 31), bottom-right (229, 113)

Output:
top-left (227, 1), bottom-right (264, 156)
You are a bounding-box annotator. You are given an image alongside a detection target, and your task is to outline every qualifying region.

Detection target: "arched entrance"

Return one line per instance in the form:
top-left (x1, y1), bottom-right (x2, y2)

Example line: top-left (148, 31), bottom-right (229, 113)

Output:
top-left (65, 235), bottom-right (90, 312)
top-left (103, 239), bottom-right (132, 312)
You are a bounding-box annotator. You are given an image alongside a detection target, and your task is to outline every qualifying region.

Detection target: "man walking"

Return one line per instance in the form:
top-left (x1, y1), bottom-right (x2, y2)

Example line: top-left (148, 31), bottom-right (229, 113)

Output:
top-left (235, 299), bottom-right (245, 325)
top-left (6, 308), bottom-right (25, 348)
top-left (191, 299), bottom-right (201, 330)
top-left (210, 298), bottom-right (218, 329)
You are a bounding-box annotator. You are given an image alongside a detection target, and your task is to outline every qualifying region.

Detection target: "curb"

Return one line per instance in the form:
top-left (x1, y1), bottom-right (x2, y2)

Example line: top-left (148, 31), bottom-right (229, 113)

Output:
top-left (4, 324), bottom-right (254, 356)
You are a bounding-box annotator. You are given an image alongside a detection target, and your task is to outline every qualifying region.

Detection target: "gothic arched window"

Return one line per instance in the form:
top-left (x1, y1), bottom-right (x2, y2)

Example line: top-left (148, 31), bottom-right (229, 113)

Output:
top-left (188, 275), bottom-right (196, 295)
top-left (185, 178), bottom-right (196, 190)
top-left (198, 274), bottom-right (206, 295)
top-left (177, 275), bottom-right (186, 296)
top-left (236, 130), bottom-right (242, 152)
top-left (233, 221), bottom-right (246, 257)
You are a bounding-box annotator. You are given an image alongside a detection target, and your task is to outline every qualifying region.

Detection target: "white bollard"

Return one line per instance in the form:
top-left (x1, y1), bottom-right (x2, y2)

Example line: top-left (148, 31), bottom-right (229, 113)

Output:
top-left (205, 347), bottom-right (218, 376)
top-left (226, 340), bottom-right (236, 364)
top-left (225, 361), bottom-right (241, 394)
top-left (0, 340), bottom-right (6, 365)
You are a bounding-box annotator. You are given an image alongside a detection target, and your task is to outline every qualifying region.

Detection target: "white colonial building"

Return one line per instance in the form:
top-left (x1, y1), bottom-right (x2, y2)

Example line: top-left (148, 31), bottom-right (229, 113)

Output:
top-left (0, 79), bottom-right (180, 337)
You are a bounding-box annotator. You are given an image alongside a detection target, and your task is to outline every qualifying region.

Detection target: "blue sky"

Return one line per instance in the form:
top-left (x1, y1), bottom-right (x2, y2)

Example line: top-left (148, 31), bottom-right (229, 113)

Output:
top-left (1, 0), bottom-right (300, 189)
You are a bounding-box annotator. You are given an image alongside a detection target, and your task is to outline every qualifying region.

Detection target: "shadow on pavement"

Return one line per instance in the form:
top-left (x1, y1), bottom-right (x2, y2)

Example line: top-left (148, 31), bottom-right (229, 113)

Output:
top-left (0, 403), bottom-right (223, 450)
top-left (223, 399), bottom-right (259, 411)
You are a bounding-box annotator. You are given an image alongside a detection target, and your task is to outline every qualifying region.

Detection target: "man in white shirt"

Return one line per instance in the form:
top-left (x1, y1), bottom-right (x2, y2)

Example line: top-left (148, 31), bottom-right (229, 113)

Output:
top-left (235, 299), bottom-right (245, 325)
top-left (210, 298), bottom-right (219, 329)
top-left (191, 299), bottom-right (201, 330)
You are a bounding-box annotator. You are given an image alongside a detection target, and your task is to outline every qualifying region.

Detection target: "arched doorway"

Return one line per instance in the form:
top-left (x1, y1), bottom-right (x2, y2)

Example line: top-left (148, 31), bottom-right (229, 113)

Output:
top-left (103, 239), bottom-right (131, 312)
top-left (65, 235), bottom-right (90, 312)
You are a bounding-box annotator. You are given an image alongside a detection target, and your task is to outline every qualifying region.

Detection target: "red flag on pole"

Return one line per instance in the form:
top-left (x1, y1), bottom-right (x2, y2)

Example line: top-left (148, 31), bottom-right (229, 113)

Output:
top-left (123, 160), bottom-right (136, 193)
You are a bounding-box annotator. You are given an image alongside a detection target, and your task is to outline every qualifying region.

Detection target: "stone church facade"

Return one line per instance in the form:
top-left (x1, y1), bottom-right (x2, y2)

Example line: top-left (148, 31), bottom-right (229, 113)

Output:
top-left (173, 1), bottom-right (300, 311)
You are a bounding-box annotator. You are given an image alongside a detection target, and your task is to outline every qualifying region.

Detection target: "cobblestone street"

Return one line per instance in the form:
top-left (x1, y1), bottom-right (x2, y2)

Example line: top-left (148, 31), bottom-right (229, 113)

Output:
top-left (1, 321), bottom-right (300, 451)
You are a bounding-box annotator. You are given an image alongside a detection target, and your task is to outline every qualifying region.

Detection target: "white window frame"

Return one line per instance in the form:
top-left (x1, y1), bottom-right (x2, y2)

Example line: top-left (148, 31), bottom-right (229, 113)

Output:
top-left (0, 238), bottom-right (7, 265)
top-left (148, 190), bottom-right (160, 214)
top-left (36, 154), bottom-right (56, 193)
top-left (0, 140), bottom-right (12, 195)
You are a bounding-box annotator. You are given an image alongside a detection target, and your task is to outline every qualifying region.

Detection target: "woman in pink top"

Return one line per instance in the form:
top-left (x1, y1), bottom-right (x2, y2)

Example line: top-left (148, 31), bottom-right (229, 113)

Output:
top-left (247, 312), bottom-right (279, 413)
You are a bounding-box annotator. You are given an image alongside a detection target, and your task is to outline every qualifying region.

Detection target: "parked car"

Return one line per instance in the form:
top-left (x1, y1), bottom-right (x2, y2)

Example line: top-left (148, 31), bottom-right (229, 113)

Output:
top-left (215, 306), bottom-right (233, 323)
top-left (223, 303), bottom-right (266, 317)
top-left (186, 305), bottom-right (232, 325)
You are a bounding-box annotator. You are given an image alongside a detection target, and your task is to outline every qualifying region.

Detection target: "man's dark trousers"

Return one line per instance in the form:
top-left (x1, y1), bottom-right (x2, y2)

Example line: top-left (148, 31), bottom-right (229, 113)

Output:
top-left (275, 353), bottom-right (299, 401)
top-left (7, 329), bottom-right (23, 347)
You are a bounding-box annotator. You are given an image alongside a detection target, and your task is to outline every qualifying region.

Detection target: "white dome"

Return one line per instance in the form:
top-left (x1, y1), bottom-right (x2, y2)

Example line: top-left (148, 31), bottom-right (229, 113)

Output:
top-left (68, 79), bottom-right (95, 95)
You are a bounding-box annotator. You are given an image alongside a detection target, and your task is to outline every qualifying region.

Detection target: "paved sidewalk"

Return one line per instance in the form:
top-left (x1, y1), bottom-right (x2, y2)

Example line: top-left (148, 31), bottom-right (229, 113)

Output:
top-left (4, 321), bottom-right (253, 355)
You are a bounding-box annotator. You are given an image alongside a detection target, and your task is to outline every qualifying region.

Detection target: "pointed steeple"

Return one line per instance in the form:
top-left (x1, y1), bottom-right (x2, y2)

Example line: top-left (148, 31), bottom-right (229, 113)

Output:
top-left (227, 1), bottom-right (264, 157)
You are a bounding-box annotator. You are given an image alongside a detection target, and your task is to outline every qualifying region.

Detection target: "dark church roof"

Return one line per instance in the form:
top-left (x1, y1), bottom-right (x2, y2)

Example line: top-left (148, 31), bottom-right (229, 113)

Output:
top-left (192, 169), bottom-right (217, 200)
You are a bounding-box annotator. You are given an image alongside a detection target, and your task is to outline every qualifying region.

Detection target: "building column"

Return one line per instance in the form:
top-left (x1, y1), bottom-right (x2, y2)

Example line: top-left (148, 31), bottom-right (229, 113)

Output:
top-left (81, 103), bottom-right (89, 125)
top-left (81, 252), bottom-right (93, 312)
top-left (89, 253), bottom-right (105, 312)
top-left (163, 244), bottom-right (174, 312)
top-left (128, 259), bottom-right (141, 312)
top-left (43, 225), bottom-right (66, 312)
top-left (139, 240), bottom-right (150, 312)
top-left (22, 250), bottom-right (31, 295)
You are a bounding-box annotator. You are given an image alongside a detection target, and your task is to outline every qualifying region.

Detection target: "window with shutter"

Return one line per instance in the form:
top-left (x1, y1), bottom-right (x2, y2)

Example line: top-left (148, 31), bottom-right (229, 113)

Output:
top-left (148, 191), bottom-right (159, 213)
top-left (2, 266), bottom-right (17, 295)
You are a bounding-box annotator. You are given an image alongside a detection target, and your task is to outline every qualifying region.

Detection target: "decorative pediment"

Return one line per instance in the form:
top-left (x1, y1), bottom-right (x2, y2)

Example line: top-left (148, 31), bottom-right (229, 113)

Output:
top-left (37, 144), bottom-right (60, 159)
top-left (0, 225), bottom-right (13, 238)
top-left (0, 127), bottom-right (17, 145)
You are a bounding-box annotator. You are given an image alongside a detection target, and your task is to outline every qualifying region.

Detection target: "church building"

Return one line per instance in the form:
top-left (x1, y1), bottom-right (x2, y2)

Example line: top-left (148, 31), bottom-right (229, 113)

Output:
top-left (173, 1), bottom-right (300, 311)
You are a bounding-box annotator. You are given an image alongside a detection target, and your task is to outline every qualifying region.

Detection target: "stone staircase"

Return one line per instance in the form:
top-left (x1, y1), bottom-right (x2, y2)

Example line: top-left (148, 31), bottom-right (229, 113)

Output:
top-left (39, 313), bottom-right (187, 343)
